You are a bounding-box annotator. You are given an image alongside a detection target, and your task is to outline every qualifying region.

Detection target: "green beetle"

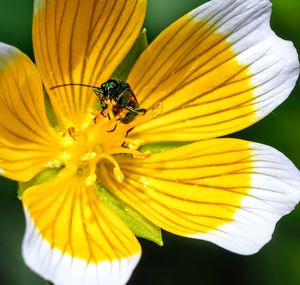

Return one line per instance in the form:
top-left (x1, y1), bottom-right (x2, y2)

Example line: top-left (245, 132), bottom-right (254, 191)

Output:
top-left (94, 79), bottom-right (146, 124)
top-left (50, 79), bottom-right (146, 126)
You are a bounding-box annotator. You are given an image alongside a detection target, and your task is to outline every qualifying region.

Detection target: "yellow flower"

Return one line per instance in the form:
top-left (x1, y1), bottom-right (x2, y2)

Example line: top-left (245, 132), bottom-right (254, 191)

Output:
top-left (0, 0), bottom-right (299, 284)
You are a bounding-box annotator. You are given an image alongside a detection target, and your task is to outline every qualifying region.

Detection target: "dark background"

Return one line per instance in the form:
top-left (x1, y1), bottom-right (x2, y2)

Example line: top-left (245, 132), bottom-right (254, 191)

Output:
top-left (0, 0), bottom-right (300, 284)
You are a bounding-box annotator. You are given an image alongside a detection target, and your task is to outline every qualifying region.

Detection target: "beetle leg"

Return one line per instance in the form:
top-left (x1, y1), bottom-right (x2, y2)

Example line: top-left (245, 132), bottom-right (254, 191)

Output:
top-left (101, 107), bottom-right (110, 117)
top-left (107, 124), bottom-right (117, 133)
top-left (121, 127), bottom-right (135, 147)
top-left (115, 109), bottom-right (128, 121)
top-left (126, 127), bottom-right (134, 137)
top-left (138, 108), bottom-right (147, 115)
top-left (126, 106), bottom-right (147, 116)
top-left (101, 99), bottom-right (116, 118)
top-left (125, 106), bottom-right (139, 114)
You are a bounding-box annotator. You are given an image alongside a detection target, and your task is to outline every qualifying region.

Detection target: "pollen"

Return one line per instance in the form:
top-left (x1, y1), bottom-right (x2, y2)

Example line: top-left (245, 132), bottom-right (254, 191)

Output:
top-left (44, 159), bottom-right (63, 168)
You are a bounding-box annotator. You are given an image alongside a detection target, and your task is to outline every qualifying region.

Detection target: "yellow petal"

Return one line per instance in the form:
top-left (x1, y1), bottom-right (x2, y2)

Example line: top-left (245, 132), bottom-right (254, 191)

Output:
top-left (128, 0), bottom-right (299, 142)
top-left (101, 139), bottom-right (300, 255)
top-left (0, 43), bottom-right (63, 182)
top-left (22, 169), bottom-right (141, 285)
top-left (33, 0), bottom-right (147, 129)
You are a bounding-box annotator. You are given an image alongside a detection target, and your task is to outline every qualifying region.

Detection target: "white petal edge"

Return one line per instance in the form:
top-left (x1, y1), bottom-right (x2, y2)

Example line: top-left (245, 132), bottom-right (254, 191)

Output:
top-left (190, 0), bottom-right (299, 120)
top-left (22, 207), bottom-right (140, 285)
top-left (187, 142), bottom-right (300, 255)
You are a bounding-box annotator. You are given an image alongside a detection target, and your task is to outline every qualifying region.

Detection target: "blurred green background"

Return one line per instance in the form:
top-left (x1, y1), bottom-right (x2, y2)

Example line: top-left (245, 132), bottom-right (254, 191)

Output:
top-left (0, 0), bottom-right (299, 284)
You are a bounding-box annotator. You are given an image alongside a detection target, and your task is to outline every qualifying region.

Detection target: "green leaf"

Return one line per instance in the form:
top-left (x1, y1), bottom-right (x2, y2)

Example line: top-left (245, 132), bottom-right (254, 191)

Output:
top-left (139, 141), bottom-right (191, 154)
top-left (18, 167), bottom-right (62, 199)
top-left (112, 28), bottom-right (148, 81)
top-left (96, 184), bottom-right (163, 246)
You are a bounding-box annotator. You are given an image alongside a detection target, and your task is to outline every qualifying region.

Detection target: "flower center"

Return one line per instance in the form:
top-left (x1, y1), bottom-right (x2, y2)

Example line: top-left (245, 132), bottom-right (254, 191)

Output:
top-left (47, 80), bottom-right (162, 187)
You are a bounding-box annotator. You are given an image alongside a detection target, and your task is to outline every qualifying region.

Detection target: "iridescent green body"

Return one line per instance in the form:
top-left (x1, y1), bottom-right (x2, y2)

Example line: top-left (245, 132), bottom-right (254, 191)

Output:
top-left (93, 79), bottom-right (146, 124)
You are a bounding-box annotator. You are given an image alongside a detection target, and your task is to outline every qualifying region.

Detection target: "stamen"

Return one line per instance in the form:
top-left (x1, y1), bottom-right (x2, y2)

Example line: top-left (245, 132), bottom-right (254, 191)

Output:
top-left (85, 174), bottom-right (97, 187)
top-left (107, 147), bottom-right (151, 159)
top-left (96, 153), bottom-right (124, 183)
top-left (81, 152), bottom-right (97, 162)
top-left (85, 159), bottom-right (97, 186)
top-left (113, 167), bottom-right (124, 183)
top-left (68, 127), bottom-right (79, 140)
top-left (133, 151), bottom-right (151, 159)
top-left (123, 138), bottom-right (145, 149)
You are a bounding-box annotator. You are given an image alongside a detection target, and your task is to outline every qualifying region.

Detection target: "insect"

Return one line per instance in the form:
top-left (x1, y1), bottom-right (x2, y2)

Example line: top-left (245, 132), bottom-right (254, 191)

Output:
top-left (95, 79), bottom-right (146, 124)
top-left (50, 79), bottom-right (147, 128)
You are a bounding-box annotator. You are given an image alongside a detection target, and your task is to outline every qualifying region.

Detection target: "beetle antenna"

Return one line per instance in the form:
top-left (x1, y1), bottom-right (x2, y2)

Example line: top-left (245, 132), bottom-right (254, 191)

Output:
top-left (50, 83), bottom-right (100, 90)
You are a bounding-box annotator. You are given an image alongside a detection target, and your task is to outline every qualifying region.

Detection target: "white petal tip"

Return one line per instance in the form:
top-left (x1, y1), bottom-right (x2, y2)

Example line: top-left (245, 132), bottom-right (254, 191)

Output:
top-left (22, 208), bottom-right (141, 285)
top-left (188, 142), bottom-right (300, 255)
top-left (189, 0), bottom-right (299, 121)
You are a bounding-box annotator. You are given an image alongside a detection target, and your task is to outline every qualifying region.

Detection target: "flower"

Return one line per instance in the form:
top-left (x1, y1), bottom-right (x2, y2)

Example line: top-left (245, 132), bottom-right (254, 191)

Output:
top-left (0, 0), bottom-right (299, 284)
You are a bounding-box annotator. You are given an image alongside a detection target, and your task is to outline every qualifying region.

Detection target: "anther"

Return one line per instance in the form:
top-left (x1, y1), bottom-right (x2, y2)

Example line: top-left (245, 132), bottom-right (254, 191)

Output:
top-left (68, 127), bottom-right (79, 140)
top-left (113, 167), bottom-right (124, 183)
top-left (107, 147), bottom-right (151, 159)
top-left (107, 124), bottom-right (117, 133)
top-left (85, 174), bottom-right (97, 187)
top-left (151, 102), bottom-right (163, 118)
top-left (96, 153), bottom-right (125, 183)
top-left (81, 152), bottom-right (97, 162)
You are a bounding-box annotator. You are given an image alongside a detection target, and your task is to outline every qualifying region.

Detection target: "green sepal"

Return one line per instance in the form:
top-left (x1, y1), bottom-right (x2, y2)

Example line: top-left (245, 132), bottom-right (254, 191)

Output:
top-left (139, 141), bottom-right (191, 154)
top-left (18, 167), bottom-right (62, 199)
top-left (44, 89), bottom-right (58, 128)
top-left (96, 184), bottom-right (163, 246)
top-left (112, 28), bottom-right (148, 81)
